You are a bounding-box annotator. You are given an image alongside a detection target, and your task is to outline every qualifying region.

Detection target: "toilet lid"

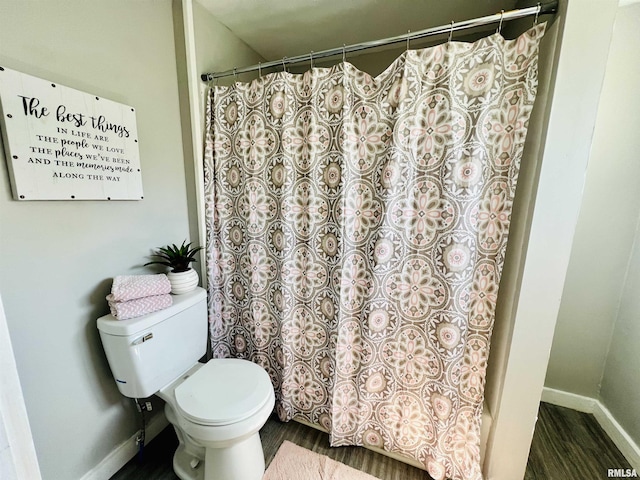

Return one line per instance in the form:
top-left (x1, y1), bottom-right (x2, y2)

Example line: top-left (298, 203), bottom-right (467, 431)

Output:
top-left (175, 359), bottom-right (273, 426)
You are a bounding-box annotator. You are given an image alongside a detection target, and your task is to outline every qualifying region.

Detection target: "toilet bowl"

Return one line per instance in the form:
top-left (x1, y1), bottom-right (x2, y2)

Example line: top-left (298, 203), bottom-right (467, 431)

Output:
top-left (157, 359), bottom-right (275, 480)
top-left (97, 288), bottom-right (275, 480)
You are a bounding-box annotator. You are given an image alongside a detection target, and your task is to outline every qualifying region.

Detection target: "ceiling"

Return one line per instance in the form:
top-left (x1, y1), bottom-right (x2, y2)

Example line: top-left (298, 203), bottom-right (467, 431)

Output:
top-left (197, 0), bottom-right (520, 61)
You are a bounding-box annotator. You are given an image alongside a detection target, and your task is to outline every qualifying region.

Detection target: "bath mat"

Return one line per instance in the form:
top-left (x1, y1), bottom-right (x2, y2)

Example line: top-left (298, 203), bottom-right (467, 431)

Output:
top-left (264, 441), bottom-right (380, 480)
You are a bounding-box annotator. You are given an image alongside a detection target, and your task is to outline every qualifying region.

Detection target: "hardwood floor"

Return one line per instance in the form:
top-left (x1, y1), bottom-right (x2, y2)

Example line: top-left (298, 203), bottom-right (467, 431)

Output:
top-left (111, 402), bottom-right (633, 480)
top-left (110, 416), bottom-right (428, 480)
top-left (525, 403), bottom-right (633, 480)
top-left (260, 418), bottom-right (428, 480)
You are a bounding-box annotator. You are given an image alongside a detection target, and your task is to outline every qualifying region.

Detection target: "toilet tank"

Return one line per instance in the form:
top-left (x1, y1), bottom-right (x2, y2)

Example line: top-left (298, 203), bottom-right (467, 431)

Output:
top-left (97, 287), bottom-right (207, 398)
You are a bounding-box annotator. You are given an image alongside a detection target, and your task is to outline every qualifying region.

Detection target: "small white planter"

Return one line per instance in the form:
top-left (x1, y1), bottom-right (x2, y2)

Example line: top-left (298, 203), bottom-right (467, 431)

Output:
top-left (167, 268), bottom-right (199, 295)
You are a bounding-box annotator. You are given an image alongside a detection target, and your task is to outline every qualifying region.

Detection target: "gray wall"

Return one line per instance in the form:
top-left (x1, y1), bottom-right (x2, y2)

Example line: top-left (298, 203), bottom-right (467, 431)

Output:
top-left (193, 1), bottom-right (264, 85)
top-left (0, 1), bottom-right (189, 478)
top-left (545, 2), bottom-right (640, 398)
top-left (0, 0), bottom-right (266, 478)
top-left (596, 3), bottom-right (640, 447)
top-left (601, 215), bottom-right (640, 445)
top-left (545, 1), bottom-right (640, 447)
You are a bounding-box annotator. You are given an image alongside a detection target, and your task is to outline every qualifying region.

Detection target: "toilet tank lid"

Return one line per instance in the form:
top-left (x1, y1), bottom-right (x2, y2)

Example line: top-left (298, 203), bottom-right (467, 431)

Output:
top-left (97, 287), bottom-right (206, 337)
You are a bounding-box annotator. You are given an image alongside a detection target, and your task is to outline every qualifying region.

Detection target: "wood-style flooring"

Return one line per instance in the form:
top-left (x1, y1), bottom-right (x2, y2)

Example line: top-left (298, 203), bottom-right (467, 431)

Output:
top-left (525, 403), bottom-right (633, 480)
top-left (111, 402), bottom-right (633, 480)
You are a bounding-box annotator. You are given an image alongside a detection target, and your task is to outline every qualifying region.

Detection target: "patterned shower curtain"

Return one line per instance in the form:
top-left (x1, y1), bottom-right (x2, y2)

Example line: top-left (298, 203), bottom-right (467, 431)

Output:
top-left (204, 24), bottom-right (546, 480)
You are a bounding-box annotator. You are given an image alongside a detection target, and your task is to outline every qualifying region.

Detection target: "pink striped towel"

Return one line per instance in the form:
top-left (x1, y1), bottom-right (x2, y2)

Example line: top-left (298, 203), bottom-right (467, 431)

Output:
top-left (110, 274), bottom-right (171, 302)
top-left (106, 294), bottom-right (173, 321)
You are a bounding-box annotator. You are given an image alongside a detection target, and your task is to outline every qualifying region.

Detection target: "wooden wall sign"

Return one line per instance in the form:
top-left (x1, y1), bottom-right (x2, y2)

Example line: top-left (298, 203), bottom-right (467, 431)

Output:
top-left (0, 66), bottom-right (143, 200)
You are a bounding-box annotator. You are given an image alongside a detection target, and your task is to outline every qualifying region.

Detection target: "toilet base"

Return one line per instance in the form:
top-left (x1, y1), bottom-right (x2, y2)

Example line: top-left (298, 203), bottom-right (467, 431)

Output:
top-left (156, 360), bottom-right (274, 480)
top-left (168, 424), bottom-right (265, 480)
top-left (162, 401), bottom-right (268, 480)
top-left (205, 432), bottom-right (265, 480)
top-left (173, 443), bottom-right (204, 480)
top-left (165, 405), bottom-right (205, 480)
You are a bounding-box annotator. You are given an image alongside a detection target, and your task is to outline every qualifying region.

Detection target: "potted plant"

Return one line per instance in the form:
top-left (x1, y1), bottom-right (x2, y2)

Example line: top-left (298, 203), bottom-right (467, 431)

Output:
top-left (145, 240), bottom-right (203, 294)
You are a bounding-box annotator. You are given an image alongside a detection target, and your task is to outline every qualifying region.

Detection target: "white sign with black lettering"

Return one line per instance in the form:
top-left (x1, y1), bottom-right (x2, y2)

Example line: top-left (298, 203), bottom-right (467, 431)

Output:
top-left (0, 66), bottom-right (143, 200)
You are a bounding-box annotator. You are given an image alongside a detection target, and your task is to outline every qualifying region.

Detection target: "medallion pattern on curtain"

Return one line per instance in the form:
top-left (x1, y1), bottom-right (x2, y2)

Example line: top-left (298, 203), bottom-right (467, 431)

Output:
top-left (204, 24), bottom-right (546, 480)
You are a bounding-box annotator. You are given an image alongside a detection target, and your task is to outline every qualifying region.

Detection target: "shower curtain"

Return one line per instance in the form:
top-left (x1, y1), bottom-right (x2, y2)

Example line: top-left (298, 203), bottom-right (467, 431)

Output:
top-left (204, 24), bottom-right (546, 480)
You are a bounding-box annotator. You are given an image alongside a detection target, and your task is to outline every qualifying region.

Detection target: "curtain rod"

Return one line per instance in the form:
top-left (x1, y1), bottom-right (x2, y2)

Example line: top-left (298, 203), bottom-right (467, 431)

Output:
top-left (201, 1), bottom-right (557, 81)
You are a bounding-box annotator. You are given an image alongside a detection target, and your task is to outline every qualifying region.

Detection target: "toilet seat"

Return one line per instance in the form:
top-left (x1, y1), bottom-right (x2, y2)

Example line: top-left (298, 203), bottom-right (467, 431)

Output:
top-left (175, 359), bottom-right (273, 427)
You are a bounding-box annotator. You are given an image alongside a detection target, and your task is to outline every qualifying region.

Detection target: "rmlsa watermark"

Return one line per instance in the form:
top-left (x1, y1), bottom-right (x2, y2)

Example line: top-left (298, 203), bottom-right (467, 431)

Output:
top-left (608, 469), bottom-right (638, 478)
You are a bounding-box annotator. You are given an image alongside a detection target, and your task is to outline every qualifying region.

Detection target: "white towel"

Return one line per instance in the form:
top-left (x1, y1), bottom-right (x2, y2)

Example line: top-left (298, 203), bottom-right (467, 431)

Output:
top-left (106, 294), bottom-right (172, 320)
top-left (110, 274), bottom-right (171, 302)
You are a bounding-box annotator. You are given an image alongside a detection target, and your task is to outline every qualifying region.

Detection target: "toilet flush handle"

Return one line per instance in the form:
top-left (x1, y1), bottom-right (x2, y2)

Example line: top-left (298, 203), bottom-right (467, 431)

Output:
top-left (131, 332), bottom-right (153, 345)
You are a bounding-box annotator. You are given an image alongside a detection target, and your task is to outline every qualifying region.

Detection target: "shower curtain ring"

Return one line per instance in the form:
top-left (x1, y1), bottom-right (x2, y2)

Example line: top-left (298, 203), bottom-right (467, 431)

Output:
top-left (406, 30), bottom-right (411, 51)
top-left (258, 62), bottom-right (262, 77)
top-left (534, 3), bottom-right (541, 25)
top-left (282, 57), bottom-right (287, 72)
top-left (448, 21), bottom-right (454, 43)
top-left (310, 51), bottom-right (314, 69)
top-left (497, 10), bottom-right (504, 34)
top-left (233, 67), bottom-right (237, 82)
top-left (342, 44), bottom-right (346, 63)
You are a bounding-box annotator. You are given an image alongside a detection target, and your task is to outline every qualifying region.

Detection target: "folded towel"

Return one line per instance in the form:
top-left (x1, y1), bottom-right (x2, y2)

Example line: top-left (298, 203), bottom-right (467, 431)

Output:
top-left (110, 274), bottom-right (171, 302)
top-left (106, 294), bottom-right (173, 321)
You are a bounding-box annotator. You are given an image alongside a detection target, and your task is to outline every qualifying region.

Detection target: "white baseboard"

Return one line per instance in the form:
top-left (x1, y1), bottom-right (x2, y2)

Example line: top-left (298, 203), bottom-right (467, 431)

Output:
top-left (80, 413), bottom-right (169, 480)
top-left (542, 387), bottom-right (640, 471)
top-left (540, 387), bottom-right (597, 413)
top-left (593, 402), bottom-right (640, 471)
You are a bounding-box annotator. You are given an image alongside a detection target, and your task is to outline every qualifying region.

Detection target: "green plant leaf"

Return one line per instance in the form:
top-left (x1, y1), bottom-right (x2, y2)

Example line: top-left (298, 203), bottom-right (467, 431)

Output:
top-left (143, 260), bottom-right (174, 268)
top-left (144, 240), bottom-right (202, 272)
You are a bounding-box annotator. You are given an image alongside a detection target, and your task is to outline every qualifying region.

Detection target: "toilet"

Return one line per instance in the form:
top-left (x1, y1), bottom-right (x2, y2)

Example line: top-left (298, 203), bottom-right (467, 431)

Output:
top-left (97, 287), bottom-right (275, 480)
